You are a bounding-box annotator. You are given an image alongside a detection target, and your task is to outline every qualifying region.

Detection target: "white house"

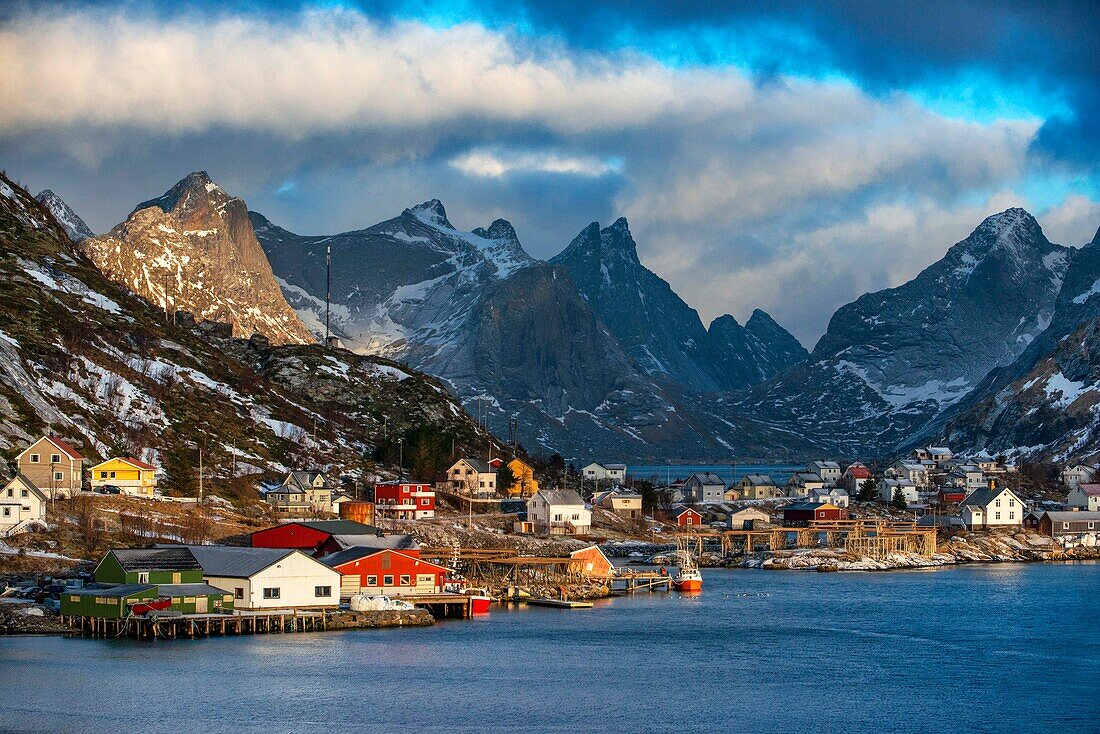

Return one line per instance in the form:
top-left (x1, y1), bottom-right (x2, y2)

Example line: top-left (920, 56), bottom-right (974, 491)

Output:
top-left (888, 460), bottom-right (930, 488)
top-left (786, 472), bottom-right (825, 498)
top-left (527, 488), bottom-right (591, 535)
top-left (180, 545), bottom-right (341, 610)
top-left (1067, 483), bottom-right (1100, 511)
top-left (946, 464), bottom-right (985, 491)
top-left (926, 446), bottom-right (954, 468)
top-left (878, 478), bottom-right (919, 504)
top-left (266, 470), bottom-right (335, 515)
top-left (812, 485), bottom-right (850, 508)
top-left (583, 463), bottom-right (627, 485)
top-left (445, 458), bottom-right (497, 497)
top-left (806, 461), bottom-right (842, 487)
top-left (960, 485), bottom-right (1024, 529)
top-left (683, 472), bottom-right (727, 504)
top-left (0, 475), bottom-right (47, 536)
top-left (1062, 466), bottom-right (1098, 490)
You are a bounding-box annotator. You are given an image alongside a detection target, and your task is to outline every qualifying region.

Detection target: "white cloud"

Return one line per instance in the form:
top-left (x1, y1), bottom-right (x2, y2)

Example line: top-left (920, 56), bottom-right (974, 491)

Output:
top-left (450, 149), bottom-right (620, 178)
top-left (1039, 194), bottom-right (1100, 246)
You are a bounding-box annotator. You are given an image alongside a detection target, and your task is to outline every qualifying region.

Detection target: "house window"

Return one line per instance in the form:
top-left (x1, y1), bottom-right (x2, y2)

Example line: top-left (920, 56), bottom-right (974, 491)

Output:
top-left (995, 512), bottom-right (1001, 520)
top-left (1063, 522), bottom-right (1070, 529)
top-left (1009, 499), bottom-right (1015, 507)
top-left (995, 499), bottom-right (1001, 507)
top-left (263, 588), bottom-right (281, 599)
top-left (234, 588), bottom-right (244, 599)
top-left (572, 514), bottom-right (580, 521)
top-left (383, 575), bottom-right (394, 586)
top-left (51, 454), bottom-right (61, 463)
top-left (2, 508), bottom-right (9, 517)
top-left (137, 572), bottom-right (149, 583)
top-left (99, 472), bottom-right (107, 479)
top-left (54, 472), bottom-right (63, 481)
top-left (315, 586), bottom-right (331, 597)
top-left (367, 575), bottom-right (378, 586)
top-left (29, 454), bottom-right (39, 463)
top-left (399, 575), bottom-right (411, 585)
top-left (1088, 522), bottom-right (1095, 530)
top-left (554, 513), bottom-right (562, 521)
top-left (1008, 512), bottom-right (1014, 520)
top-left (421, 498), bottom-right (429, 506)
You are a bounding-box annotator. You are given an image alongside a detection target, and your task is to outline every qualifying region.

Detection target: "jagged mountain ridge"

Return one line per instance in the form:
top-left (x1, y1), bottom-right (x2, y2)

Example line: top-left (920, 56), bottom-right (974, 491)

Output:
top-left (35, 189), bottom-right (94, 243)
top-left (705, 208), bottom-right (1072, 457)
top-left (81, 172), bottom-right (313, 345)
top-left (548, 219), bottom-right (806, 391)
top-left (0, 172), bottom-right (500, 481)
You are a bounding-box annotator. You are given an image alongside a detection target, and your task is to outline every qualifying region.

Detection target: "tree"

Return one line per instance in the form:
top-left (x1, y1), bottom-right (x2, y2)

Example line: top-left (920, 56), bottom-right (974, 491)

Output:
top-left (858, 478), bottom-right (877, 502)
top-left (497, 464), bottom-right (516, 497)
top-left (891, 485), bottom-right (908, 510)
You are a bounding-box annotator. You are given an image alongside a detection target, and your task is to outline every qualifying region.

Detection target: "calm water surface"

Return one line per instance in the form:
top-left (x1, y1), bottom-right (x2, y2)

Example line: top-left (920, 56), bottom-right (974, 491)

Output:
top-left (2, 563), bottom-right (1098, 734)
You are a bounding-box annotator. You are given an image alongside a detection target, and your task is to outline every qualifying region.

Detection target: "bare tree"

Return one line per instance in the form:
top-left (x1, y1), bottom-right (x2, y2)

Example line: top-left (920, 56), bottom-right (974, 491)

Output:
top-left (70, 495), bottom-right (105, 557)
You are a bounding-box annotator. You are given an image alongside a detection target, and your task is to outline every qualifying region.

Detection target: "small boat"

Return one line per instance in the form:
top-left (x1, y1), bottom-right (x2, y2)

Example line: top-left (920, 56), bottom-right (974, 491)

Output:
top-left (671, 535), bottom-right (703, 593)
top-left (466, 587), bottom-right (492, 614)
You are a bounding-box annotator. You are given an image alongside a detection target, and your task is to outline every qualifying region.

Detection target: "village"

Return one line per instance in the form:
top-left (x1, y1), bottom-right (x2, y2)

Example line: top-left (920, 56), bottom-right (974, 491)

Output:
top-left (2, 434), bottom-right (1100, 638)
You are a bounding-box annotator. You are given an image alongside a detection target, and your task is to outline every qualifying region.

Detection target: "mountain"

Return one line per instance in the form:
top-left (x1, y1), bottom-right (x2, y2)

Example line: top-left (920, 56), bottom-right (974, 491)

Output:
top-left (929, 225), bottom-right (1100, 459)
top-left (0, 172), bottom-right (499, 483)
top-left (254, 203), bottom-right (713, 459)
top-left (35, 189), bottom-right (94, 243)
top-left (549, 219), bottom-right (806, 391)
top-left (80, 172), bottom-right (312, 345)
top-left (708, 208), bottom-right (1072, 457)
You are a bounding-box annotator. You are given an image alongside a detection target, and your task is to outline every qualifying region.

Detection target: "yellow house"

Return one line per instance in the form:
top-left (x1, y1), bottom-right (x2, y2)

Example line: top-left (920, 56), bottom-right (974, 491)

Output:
top-left (506, 458), bottom-right (539, 498)
top-left (89, 457), bottom-right (158, 497)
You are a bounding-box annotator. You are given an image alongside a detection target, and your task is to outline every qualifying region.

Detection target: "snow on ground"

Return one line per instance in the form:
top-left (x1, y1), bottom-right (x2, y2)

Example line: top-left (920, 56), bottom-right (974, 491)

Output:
top-left (17, 257), bottom-right (121, 313)
top-left (1072, 278), bottom-right (1100, 305)
top-left (1043, 372), bottom-right (1091, 407)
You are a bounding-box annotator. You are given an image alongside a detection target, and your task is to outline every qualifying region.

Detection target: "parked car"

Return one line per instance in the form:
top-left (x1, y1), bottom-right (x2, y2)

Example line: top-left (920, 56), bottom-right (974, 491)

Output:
top-left (99, 485), bottom-right (122, 495)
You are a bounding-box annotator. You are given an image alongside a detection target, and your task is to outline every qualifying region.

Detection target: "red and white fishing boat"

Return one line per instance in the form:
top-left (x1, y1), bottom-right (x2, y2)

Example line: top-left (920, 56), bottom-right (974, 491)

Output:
top-left (671, 536), bottom-right (703, 593)
top-left (445, 543), bottom-right (492, 614)
top-left (466, 587), bottom-right (493, 615)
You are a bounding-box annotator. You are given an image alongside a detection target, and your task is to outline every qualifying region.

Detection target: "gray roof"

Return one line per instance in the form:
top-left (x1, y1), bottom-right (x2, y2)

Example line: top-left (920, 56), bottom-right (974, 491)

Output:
top-left (916, 515), bottom-right (966, 528)
top-left (110, 548), bottom-right (201, 572)
top-left (69, 583), bottom-right (154, 598)
top-left (1041, 511), bottom-right (1100, 523)
top-left (810, 461), bottom-right (841, 469)
top-left (742, 474), bottom-right (775, 486)
top-left (285, 470), bottom-right (333, 490)
top-left (157, 583), bottom-right (232, 597)
top-left (534, 488), bottom-right (586, 506)
top-left (460, 457), bottom-right (492, 473)
top-left (604, 463), bottom-right (627, 471)
top-left (790, 472), bottom-right (823, 483)
top-left (162, 545), bottom-right (299, 579)
top-left (330, 533), bottom-right (419, 552)
top-left (687, 472), bottom-right (725, 486)
top-left (961, 486), bottom-right (1018, 508)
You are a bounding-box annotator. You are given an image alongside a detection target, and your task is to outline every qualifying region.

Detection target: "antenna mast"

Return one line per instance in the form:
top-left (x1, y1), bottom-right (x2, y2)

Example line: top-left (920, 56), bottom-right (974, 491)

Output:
top-left (325, 244), bottom-right (332, 343)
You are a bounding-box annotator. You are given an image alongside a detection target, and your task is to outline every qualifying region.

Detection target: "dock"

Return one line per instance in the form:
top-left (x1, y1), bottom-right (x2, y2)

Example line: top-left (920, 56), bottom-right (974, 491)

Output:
top-left (524, 598), bottom-right (594, 609)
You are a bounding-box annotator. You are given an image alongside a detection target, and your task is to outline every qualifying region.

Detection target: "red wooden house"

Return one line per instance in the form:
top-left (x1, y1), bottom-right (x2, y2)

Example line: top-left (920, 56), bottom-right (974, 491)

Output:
top-left (569, 545), bottom-right (613, 577)
top-left (670, 506), bottom-right (703, 528)
top-left (321, 546), bottom-right (450, 598)
top-left (373, 482), bottom-right (436, 520)
top-left (250, 520), bottom-right (381, 556)
top-left (782, 501), bottom-right (847, 527)
top-left (937, 487), bottom-right (967, 504)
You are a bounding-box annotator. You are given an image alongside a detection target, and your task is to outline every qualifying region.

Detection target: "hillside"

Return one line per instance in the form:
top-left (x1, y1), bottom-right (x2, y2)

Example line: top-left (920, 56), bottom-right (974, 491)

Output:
top-left (0, 172), bottom-right (503, 489)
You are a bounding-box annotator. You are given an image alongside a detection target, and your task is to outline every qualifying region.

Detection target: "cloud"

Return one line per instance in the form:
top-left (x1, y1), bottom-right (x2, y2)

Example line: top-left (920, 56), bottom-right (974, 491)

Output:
top-left (0, 4), bottom-right (1095, 346)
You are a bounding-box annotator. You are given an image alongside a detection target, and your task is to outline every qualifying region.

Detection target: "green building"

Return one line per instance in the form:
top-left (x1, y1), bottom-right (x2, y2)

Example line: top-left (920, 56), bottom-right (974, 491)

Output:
top-left (61, 548), bottom-right (235, 619)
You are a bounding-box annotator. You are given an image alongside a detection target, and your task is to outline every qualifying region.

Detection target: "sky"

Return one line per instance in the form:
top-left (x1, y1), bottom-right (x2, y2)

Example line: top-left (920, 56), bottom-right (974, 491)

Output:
top-left (1, 0), bottom-right (1098, 346)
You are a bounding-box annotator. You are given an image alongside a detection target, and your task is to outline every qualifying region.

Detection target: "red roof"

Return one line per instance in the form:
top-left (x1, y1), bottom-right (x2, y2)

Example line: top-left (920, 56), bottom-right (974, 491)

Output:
top-left (45, 436), bottom-right (83, 460)
top-left (845, 465), bottom-right (872, 478)
top-left (1077, 483), bottom-right (1100, 496)
top-left (122, 456), bottom-right (157, 471)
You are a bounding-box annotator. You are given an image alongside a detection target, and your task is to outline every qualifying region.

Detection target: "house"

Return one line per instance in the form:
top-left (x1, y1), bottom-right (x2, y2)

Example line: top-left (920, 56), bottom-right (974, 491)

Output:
top-left (878, 478), bottom-right (919, 504)
top-left (786, 473), bottom-right (825, 498)
top-left (937, 487), bottom-right (968, 504)
top-left (782, 501), bottom-right (847, 527)
top-left (727, 506), bottom-right (771, 530)
top-left (722, 485), bottom-right (742, 502)
top-left (1038, 511), bottom-right (1100, 546)
top-left (670, 505), bottom-right (703, 528)
top-left (811, 485), bottom-right (850, 508)
top-left (583, 462), bottom-right (627, 484)
top-left (444, 458), bottom-right (497, 497)
top-left (683, 472), bottom-right (727, 504)
top-left (505, 458), bottom-right (539, 497)
top-left (594, 489), bottom-right (643, 520)
top-left (969, 452), bottom-right (1002, 474)
top-left (526, 488), bottom-right (591, 535)
top-left (1067, 484), bottom-right (1100, 511)
top-left (174, 545), bottom-right (342, 610)
top-left (887, 460), bottom-right (930, 488)
top-left (0, 474), bottom-right (47, 536)
top-left (89, 457), bottom-right (157, 497)
top-left (1060, 464), bottom-right (1096, 488)
top-left (737, 474), bottom-right (781, 500)
top-left (264, 470), bottom-right (335, 515)
top-left (250, 519), bottom-right (384, 556)
top-left (841, 462), bottom-right (873, 492)
top-left (96, 547), bottom-right (204, 585)
top-left (807, 461), bottom-right (842, 487)
top-left (321, 546), bottom-right (450, 598)
top-left (330, 493), bottom-right (355, 514)
top-left (569, 545), bottom-right (613, 577)
top-left (960, 485), bottom-right (1025, 529)
top-left (945, 464), bottom-right (985, 491)
top-left (926, 446), bottom-right (954, 468)
top-left (916, 514), bottom-right (967, 531)
top-left (16, 436), bottom-right (83, 498)
top-left (373, 481), bottom-right (436, 520)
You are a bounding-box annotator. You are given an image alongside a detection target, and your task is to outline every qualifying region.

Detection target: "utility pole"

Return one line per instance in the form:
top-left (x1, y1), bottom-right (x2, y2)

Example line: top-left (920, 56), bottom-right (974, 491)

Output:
top-left (397, 438), bottom-right (404, 479)
top-left (163, 270), bottom-right (170, 324)
top-left (325, 243), bottom-right (332, 344)
top-left (198, 445), bottom-right (204, 505)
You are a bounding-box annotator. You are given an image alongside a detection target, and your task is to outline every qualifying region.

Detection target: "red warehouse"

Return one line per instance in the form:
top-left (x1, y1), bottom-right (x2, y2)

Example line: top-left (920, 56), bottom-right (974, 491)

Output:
top-left (782, 501), bottom-right (848, 527)
top-left (374, 482), bottom-right (436, 520)
top-left (250, 520), bottom-right (382, 556)
top-left (321, 547), bottom-right (450, 598)
top-left (670, 506), bottom-right (703, 528)
top-left (937, 488), bottom-right (967, 504)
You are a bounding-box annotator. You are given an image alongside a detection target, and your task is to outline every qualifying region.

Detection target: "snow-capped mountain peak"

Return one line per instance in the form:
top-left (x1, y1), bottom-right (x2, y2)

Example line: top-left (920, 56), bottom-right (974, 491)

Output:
top-left (407, 199), bottom-right (452, 229)
top-left (35, 189), bottom-right (95, 243)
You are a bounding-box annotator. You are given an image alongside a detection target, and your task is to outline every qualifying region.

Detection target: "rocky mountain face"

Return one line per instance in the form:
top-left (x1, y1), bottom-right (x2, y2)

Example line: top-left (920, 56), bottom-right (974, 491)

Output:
top-left (0, 172), bottom-right (499, 483)
top-left (35, 189), bottom-right (94, 243)
top-left (80, 172), bottom-right (312, 345)
top-left (931, 225), bottom-right (1100, 459)
top-left (708, 208), bottom-right (1072, 457)
top-left (548, 219), bottom-right (806, 392)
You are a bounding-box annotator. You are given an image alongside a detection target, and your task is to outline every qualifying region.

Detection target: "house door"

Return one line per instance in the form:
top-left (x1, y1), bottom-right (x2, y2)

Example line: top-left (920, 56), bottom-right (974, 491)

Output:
top-left (195, 597), bottom-right (208, 613)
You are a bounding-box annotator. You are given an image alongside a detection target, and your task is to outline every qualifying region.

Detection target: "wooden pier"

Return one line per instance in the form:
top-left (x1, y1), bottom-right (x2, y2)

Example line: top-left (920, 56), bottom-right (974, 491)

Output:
top-left (690, 519), bottom-right (938, 559)
top-left (63, 610), bottom-right (329, 640)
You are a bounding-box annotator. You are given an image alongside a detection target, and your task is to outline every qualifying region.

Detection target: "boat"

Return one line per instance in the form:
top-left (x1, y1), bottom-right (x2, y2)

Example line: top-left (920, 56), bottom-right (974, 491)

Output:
top-left (671, 536), bottom-right (703, 593)
top-left (443, 544), bottom-right (492, 614)
top-left (466, 587), bottom-right (493, 614)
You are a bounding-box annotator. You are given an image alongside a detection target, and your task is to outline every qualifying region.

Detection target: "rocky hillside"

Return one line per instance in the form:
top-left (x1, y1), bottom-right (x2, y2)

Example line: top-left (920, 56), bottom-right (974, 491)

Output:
top-left (35, 189), bottom-right (94, 243)
top-left (81, 172), bottom-right (312, 345)
top-left (705, 208), bottom-right (1072, 457)
top-left (549, 218), bottom-right (806, 392)
top-left (0, 172), bottom-right (501, 487)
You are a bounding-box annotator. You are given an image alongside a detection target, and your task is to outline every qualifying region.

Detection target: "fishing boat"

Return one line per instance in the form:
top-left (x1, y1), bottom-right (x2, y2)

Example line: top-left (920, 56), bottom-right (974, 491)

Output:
top-left (466, 587), bottom-right (493, 614)
top-left (444, 542), bottom-right (492, 614)
top-left (671, 536), bottom-right (703, 593)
